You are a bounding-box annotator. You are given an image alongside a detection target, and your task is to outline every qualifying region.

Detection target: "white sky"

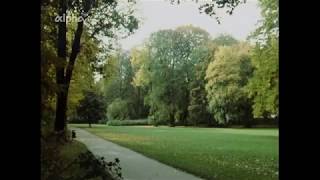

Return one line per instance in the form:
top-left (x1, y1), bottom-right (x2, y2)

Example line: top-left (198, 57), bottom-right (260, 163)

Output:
top-left (117, 0), bottom-right (262, 50)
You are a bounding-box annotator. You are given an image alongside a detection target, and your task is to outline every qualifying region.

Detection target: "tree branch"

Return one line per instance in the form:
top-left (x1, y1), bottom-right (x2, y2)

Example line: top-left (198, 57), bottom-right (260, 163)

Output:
top-left (65, 20), bottom-right (84, 89)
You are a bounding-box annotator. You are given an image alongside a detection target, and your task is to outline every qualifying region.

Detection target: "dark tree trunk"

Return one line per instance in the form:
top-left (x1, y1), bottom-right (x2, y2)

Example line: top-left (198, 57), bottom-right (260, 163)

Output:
top-left (54, 0), bottom-right (67, 132)
top-left (169, 111), bottom-right (175, 127)
top-left (89, 119), bottom-right (92, 128)
top-left (55, 91), bottom-right (68, 132)
top-left (182, 109), bottom-right (188, 126)
top-left (244, 114), bottom-right (253, 128)
top-left (66, 21), bottom-right (84, 86)
top-left (207, 112), bottom-right (214, 127)
top-left (54, 9), bottom-right (84, 132)
top-left (137, 87), bottom-right (141, 117)
top-left (181, 89), bottom-right (189, 126)
top-left (242, 101), bottom-right (254, 128)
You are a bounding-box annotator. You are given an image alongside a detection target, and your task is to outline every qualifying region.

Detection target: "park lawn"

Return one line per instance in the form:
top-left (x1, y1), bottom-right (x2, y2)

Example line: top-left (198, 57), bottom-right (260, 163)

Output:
top-left (70, 124), bottom-right (278, 180)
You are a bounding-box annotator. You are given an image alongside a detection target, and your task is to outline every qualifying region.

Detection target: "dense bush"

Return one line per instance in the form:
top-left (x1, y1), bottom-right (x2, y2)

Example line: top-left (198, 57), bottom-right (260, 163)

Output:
top-left (76, 91), bottom-right (107, 126)
top-left (98, 119), bottom-right (108, 124)
top-left (107, 99), bottom-right (130, 120)
top-left (148, 106), bottom-right (171, 126)
top-left (107, 119), bottom-right (150, 126)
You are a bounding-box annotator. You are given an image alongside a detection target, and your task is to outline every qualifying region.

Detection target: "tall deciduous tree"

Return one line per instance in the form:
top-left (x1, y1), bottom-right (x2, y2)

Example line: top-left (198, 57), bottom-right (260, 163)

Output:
top-left (246, 0), bottom-right (279, 119)
top-left (246, 37), bottom-right (278, 118)
top-left (41, 2), bottom-right (60, 133)
top-left (188, 43), bottom-right (217, 126)
top-left (53, 0), bottom-right (138, 132)
top-left (205, 43), bottom-right (254, 126)
top-left (249, 0), bottom-right (279, 41)
top-left (132, 26), bottom-right (210, 126)
top-left (67, 25), bottom-right (101, 121)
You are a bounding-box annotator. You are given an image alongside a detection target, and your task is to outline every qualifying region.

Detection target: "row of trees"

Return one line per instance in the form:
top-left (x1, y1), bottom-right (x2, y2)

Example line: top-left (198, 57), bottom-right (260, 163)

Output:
top-left (95, 34), bottom-right (277, 127)
top-left (123, 30), bottom-right (255, 126)
top-left (92, 0), bottom-right (278, 127)
top-left (41, 0), bottom-right (278, 132)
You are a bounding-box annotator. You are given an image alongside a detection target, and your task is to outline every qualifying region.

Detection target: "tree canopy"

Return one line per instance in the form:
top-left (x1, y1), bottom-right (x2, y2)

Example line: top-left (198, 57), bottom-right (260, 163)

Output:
top-left (41, 0), bottom-right (279, 131)
top-left (205, 43), bottom-right (254, 126)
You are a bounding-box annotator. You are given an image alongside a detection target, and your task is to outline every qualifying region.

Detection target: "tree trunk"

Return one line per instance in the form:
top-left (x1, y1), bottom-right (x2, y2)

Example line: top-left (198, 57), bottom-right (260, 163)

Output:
top-left (55, 10), bottom-right (84, 132)
top-left (89, 121), bottom-right (92, 128)
top-left (207, 112), bottom-right (213, 127)
top-left (54, 0), bottom-right (67, 132)
top-left (169, 111), bottom-right (175, 127)
top-left (182, 109), bottom-right (188, 126)
top-left (66, 21), bottom-right (84, 87)
top-left (137, 87), bottom-right (141, 117)
top-left (55, 91), bottom-right (68, 132)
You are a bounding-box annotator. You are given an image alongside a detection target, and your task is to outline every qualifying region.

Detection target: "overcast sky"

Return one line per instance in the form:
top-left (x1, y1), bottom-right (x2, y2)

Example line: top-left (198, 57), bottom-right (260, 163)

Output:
top-left (118, 0), bottom-right (262, 50)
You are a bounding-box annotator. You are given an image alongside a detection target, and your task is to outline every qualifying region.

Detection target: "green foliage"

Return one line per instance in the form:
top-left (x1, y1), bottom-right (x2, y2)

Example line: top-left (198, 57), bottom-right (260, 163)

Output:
top-left (249, 0), bottom-right (279, 41)
top-left (130, 47), bottom-right (151, 87)
top-left (41, 3), bottom-right (58, 132)
top-left (205, 43), bottom-right (254, 126)
top-left (107, 119), bottom-right (150, 126)
top-left (107, 98), bottom-right (130, 120)
top-left (187, 43), bottom-right (216, 126)
top-left (245, 0), bottom-right (278, 119)
top-left (100, 55), bottom-right (122, 104)
top-left (246, 37), bottom-right (278, 118)
top-left (41, 137), bottom-right (121, 180)
top-left (135, 26), bottom-right (210, 126)
top-left (67, 29), bottom-right (99, 119)
top-left (148, 104), bottom-right (171, 126)
top-left (212, 34), bottom-right (239, 46)
top-left (98, 119), bottom-right (108, 124)
top-left (171, 0), bottom-right (245, 24)
top-left (188, 86), bottom-right (212, 126)
top-left (100, 51), bottom-right (149, 119)
top-left (76, 152), bottom-right (123, 180)
top-left (67, 0), bottom-right (139, 39)
top-left (76, 91), bottom-right (107, 125)
top-left (41, 0), bottom-right (140, 132)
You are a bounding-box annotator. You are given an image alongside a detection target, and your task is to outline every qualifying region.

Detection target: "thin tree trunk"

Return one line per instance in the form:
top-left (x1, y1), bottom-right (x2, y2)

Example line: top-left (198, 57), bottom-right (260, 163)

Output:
top-left (89, 119), bottom-right (92, 128)
top-left (137, 87), bottom-right (141, 117)
top-left (169, 112), bottom-right (175, 127)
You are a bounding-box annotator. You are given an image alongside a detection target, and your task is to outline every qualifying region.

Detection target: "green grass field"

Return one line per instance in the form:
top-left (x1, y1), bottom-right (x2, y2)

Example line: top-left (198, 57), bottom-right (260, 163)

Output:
top-left (70, 124), bottom-right (278, 180)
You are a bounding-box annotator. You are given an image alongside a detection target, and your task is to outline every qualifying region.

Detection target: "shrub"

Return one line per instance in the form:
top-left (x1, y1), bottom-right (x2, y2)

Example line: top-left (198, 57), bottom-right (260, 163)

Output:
top-left (148, 115), bottom-right (167, 126)
top-left (107, 99), bottom-right (129, 120)
top-left (41, 136), bottom-right (122, 180)
top-left (149, 106), bottom-right (170, 126)
top-left (76, 91), bottom-right (107, 125)
top-left (98, 119), bottom-right (107, 124)
top-left (107, 119), bottom-right (150, 126)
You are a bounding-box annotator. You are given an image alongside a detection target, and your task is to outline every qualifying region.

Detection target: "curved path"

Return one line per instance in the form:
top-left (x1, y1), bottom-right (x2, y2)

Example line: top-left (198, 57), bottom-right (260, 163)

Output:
top-left (72, 128), bottom-right (203, 180)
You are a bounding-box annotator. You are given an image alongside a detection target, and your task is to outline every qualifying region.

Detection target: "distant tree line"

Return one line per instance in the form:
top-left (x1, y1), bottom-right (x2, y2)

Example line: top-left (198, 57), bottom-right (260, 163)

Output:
top-left (88, 0), bottom-right (279, 127)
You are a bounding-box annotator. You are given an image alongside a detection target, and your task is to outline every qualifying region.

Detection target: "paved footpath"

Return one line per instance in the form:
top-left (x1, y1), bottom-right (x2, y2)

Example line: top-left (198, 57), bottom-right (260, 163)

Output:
top-left (72, 128), bottom-right (203, 180)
